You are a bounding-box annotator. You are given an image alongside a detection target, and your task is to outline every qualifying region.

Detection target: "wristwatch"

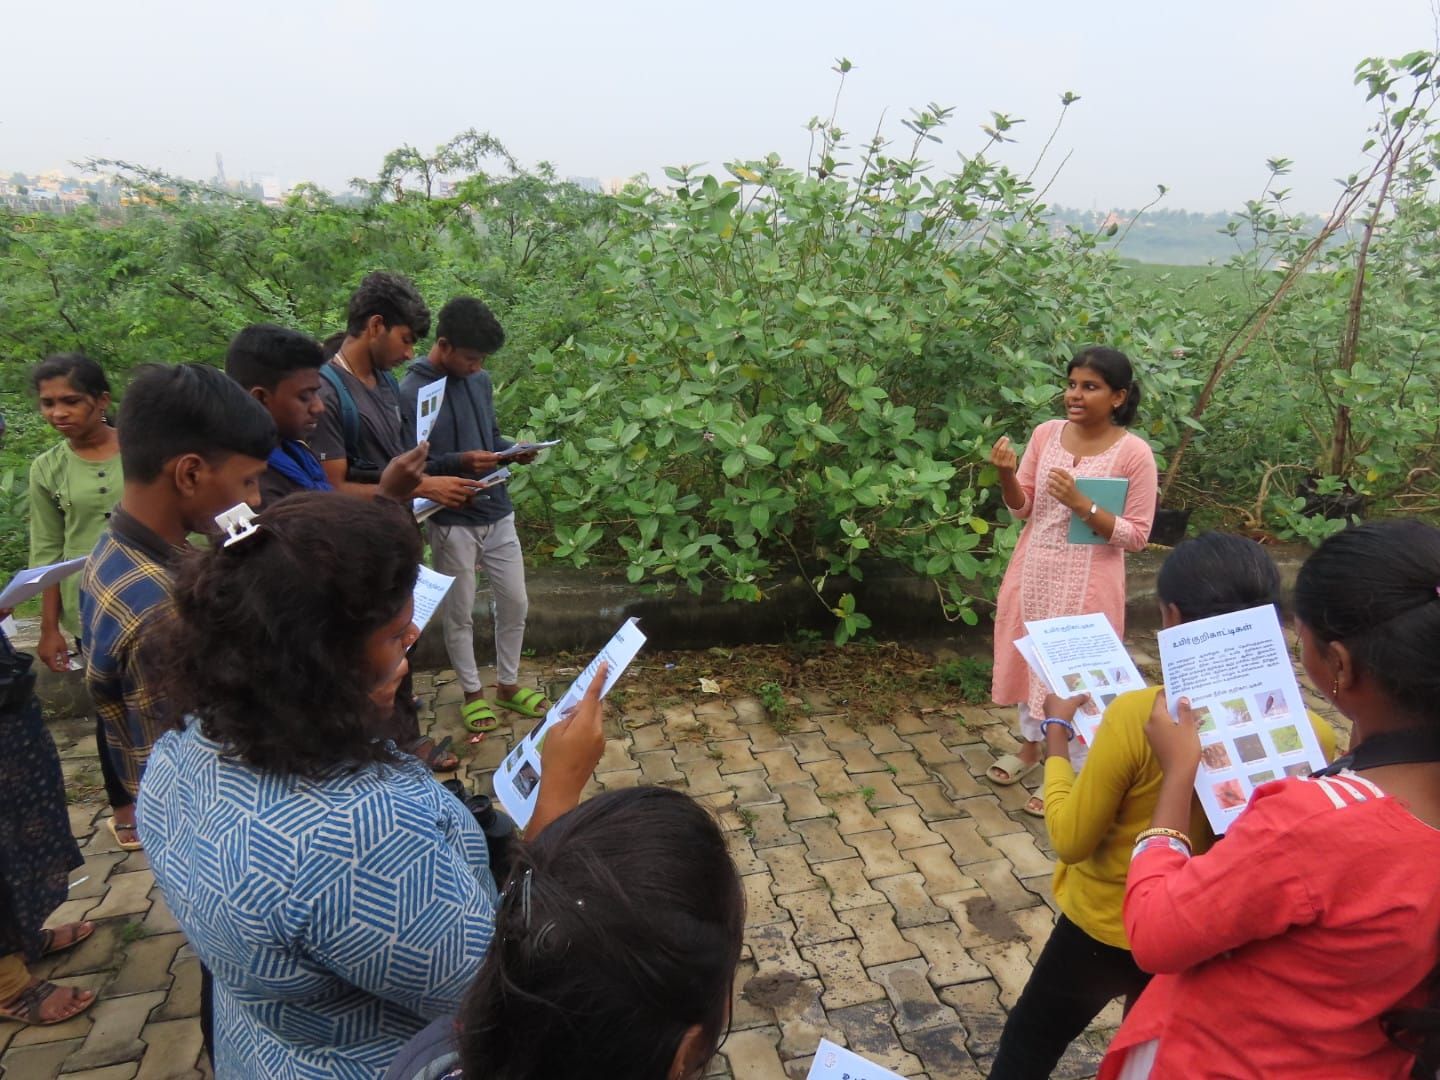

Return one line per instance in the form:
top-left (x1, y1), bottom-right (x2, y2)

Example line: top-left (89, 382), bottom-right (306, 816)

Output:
top-left (1083, 502), bottom-right (1098, 520)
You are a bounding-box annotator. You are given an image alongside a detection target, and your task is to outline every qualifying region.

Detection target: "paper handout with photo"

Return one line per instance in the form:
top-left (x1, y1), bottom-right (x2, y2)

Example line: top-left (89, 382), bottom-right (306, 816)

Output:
top-left (493, 618), bottom-right (646, 827)
top-left (805, 1039), bottom-right (905, 1080)
top-left (1158, 604), bottom-right (1328, 832)
top-left (411, 566), bottom-right (455, 636)
top-left (1018, 612), bottom-right (1146, 745)
top-left (412, 497), bottom-right (442, 524)
top-left (415, 379), bottom-right (446, 445)
top-left (0, 556), bottom-right (89, 610)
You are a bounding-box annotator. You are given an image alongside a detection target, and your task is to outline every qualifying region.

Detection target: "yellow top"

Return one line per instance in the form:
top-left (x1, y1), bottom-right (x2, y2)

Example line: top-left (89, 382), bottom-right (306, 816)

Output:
top-left (1043, 685), bottom-right (1339, 949)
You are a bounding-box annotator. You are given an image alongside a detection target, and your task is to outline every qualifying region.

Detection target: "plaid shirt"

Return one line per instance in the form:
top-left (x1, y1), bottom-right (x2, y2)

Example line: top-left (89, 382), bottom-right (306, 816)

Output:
top-left (81, 509), bottom-right (182, 798)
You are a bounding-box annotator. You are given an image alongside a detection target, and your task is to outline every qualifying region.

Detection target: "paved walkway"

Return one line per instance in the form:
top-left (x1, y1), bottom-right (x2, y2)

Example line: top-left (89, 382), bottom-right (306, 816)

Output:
top-left (0, 650), bottom-right (1348, 1080)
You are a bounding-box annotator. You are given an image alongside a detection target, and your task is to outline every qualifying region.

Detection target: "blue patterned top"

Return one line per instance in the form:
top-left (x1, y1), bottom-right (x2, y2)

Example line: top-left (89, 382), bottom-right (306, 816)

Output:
top-left (139, 722), bottom-right (498, 1079)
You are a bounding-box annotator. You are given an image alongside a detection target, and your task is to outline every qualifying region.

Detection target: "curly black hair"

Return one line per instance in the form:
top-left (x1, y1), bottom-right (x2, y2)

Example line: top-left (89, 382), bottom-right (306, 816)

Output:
top-left (162, 492), bottom-right (421, 776)
top-left (345, 271), bottom-right (431, 339)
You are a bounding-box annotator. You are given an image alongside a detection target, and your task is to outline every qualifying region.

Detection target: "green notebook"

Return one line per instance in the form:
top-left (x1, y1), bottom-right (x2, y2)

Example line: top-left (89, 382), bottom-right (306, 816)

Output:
top-left (1068, 477), bottom-right (1130, 545)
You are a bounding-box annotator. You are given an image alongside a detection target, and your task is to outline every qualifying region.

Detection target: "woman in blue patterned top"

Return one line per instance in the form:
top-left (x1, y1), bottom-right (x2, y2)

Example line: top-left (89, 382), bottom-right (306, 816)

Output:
top-left (138, 493), bottom-right (606, 1079)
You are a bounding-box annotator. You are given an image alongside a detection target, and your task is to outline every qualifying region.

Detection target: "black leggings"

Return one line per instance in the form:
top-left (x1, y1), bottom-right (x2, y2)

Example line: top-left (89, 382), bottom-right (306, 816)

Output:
top-left (988, 914), bottom-right (1151, 1080)
top-left (95, 715), bottom-right (133, 810)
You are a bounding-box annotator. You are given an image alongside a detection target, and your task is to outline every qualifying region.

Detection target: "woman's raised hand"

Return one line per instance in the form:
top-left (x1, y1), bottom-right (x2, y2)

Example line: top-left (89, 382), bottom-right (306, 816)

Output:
top-left (990, 436), bottom-right (1018, 473)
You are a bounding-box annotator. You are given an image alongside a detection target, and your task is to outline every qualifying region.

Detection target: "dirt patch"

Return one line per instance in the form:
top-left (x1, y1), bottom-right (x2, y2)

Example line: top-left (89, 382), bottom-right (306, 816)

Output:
top-left (963, 896), bottom-right (1027, 944)
top-left (741, 971), bottom-right (815, 1011)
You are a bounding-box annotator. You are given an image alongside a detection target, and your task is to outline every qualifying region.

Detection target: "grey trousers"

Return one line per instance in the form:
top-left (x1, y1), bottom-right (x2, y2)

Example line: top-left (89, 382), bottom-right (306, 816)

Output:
top-left (427, 514), bottom-right (529, 693)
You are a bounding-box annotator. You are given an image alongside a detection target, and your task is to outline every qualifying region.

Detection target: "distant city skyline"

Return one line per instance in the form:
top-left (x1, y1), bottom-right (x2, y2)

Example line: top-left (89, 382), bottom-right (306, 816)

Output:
top-left (2, 0), bottom-right (1435, 215)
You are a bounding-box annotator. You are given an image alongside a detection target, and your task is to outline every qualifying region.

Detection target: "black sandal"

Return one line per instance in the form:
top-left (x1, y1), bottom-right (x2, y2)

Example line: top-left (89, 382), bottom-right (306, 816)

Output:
top-left (412, 734), bottom-right (459, 772)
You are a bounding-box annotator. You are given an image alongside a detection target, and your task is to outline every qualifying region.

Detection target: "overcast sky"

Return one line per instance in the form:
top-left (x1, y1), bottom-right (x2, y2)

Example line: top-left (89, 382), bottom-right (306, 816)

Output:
top-left (3, 0), bottom-right (1435, 213)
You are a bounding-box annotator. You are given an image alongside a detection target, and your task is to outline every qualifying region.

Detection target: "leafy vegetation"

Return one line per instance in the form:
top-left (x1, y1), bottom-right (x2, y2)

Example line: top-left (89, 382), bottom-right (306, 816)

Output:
top-left (3, 56), bottom-right (1439, 640)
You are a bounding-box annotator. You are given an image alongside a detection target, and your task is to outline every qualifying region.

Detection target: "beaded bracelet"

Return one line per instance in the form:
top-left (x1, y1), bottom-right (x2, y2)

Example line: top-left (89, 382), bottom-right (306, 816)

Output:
top-left (1134, 826), bottom-right (1192, 850)
top-left (1133, 835), bottom-right (1192, 860)
top-left (1040, 717), bottom-right (1076, 741)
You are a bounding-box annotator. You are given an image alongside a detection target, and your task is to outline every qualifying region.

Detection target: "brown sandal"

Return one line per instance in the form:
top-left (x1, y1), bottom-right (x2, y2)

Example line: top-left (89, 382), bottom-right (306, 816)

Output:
top-left (40, 921), bottom-right (95, 957)
top-left (0, 980), bottom-right (97, 1025)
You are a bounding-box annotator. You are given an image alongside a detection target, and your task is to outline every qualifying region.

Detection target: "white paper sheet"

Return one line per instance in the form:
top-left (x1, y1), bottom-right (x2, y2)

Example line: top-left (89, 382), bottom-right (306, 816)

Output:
top-left (1019, 612), bottom-right (1147, 746)
top-left (411, 566), bottom-right (455, 636)
top-left (495, 439), bottom-right (561, 461)
top-left (0, 557), bottom-right (89, 610)
top-left (493, 618), bottom-right (647, 827)
top-left (1158, 604), bottom-right (1328, 832)
top-left (415, 379), bottom-right (446, 445)
top-left (412, 498), bottom-right (442, 523)
top-left (805, 1039), bottom-right (905, 1080)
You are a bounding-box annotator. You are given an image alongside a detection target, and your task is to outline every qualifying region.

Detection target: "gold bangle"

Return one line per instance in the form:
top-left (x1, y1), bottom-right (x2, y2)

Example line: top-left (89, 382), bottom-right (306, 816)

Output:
top-left (1135, 827), bottom-right (1192, 850)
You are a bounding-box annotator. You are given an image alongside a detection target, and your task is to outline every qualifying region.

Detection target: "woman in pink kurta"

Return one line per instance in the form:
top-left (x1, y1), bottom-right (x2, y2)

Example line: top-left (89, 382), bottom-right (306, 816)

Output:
top-left (988, 348), bottom-right (1158, 814)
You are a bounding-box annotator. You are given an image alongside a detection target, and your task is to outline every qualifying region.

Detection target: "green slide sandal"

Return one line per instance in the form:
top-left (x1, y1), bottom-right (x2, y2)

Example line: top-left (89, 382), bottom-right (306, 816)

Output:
top-left (462, 699), bottom-right (501, 733)
top-left (494, 687), bottom-right (550, 719)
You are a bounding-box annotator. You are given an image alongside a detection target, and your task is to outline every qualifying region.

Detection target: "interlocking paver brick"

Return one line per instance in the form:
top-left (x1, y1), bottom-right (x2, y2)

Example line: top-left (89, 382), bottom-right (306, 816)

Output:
top-left (800, 940), bottom-right (886, 1010)
top-left (674, 757), bottom-right (730, 796)
top-left (900, 1025), bottom-right (985, 1080)
top-left (813, 858), bottom-right (886, 911)
top-left (899, 923), bottom-right (990, 987)
top-left (634, 748), bottom-right (684, 784)
top-left (754, 748), bottom-right (808, 787)
top-left (729, 961), bottom-right (774, 1031)
top-left (742, 873), bottom-right (788, 927)
top-left (725, 831), bottom-right (768, 876)
top-left (62, 1064), bottom-right (139, 1080)
top-left (905, 782), bottom-right (966, 821)
top-left (154, 948), bottom-right (202, 1022)
top-left (69, 852), bottom-right (126, 899)
top-left (931, 760), bottom-right (987, 799)
top-left (973, 939), bottom-right (1034, 1009)
top-left (0, 1039), bottom-right (87, 1079)
top-left (628, 721), bottom-right (670, 752)
top-left (905, 731), bottom-right (960, 765)
top-left (732, 698), bottom-right (768, 725)
top-left (847, 772), bottom-right (913, 809)
top-left (848, 829), bottom-right (916, 881)
top-left (838, 743), bottom-right (886, 774)
top-left (939, 979), bottom-right (1008, 1061)
top-left (50, 921), bottom-right (127, 978)
top-left (879, 749), bottom-right (932, 788)
top-left (720, 1026), bottom-right (789, 1080)
top-left (794, 819), bottom-right (857, 865)
top-left (816, 715), bottom-right (867, 746)
top-left (745, 921), bottom-right (818, 979)
top-left (869, 958), bottom-right (962, 1034)
top-left (874, 806), bottom-right (944, 851)
top-left (907, 844), bottom-right (979, 897)
top-left (141, 889), bottom-right (181, 936)
top-left (746, 803), bottom-right (802, 849)
top-left (133, 1018), bottom-right (204, 1079)
top-left (740, 722), bottom-right (790, 752)
top-left (802, 758), bottom-right (854, 797)
top-left (64, 989), bottom-right (166, 1071)
top-left (967, 859), bottom-right (1042, 912)
top-left (956, 795), bottom-right (1025, 837)
top-left (990, 831), bottom-right (1055, 879)
top-left (826, 1001), bottom-right (923, 1075)
top-left (841, 904), bottom-right (920, 966)
top-left (105, 933), bottom-right (185, 997)
top-left (871, 873), bottom-right (951, 928)
top-left (866, 724), bottom-right (910, 755)
top-left (957, 742), bottom-right (998, 774)
top-left (773, 981), bottom-right (839, 1059)
top-left (715, 738), bottom-right (761, 775)
top-left (594, 737), bottom-right (635, 774)
top-left (790, 732), bottom-right (838, 764)
top-left (597, 769), bottom-right (643, 791)
top-left (779, 889), bottom-right (855, 948)
top-left (891, 711), bottom-right (938, 736)
top-left (1010, 904), bottom-right (1059, 965)
top-left (929, 818), bottom-right (1000, 865)
top-left (774, 782), bottom-right (831, 821)
top-left (730, 770), bottom-right (781, 807)
top-left (762, 844), bottom-right (823, 895)
top-left (829, 793), bottom-right (885, 836)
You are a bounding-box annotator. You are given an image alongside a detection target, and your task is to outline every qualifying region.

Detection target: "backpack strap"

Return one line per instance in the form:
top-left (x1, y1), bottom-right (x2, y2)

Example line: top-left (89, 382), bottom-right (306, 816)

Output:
top-left (318, 364), bottom-right (361, 465)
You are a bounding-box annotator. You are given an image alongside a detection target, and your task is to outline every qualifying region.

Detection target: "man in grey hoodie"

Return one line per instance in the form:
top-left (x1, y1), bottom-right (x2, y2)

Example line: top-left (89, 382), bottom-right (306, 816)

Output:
top-left (399, 297), bottom-right (548, 731)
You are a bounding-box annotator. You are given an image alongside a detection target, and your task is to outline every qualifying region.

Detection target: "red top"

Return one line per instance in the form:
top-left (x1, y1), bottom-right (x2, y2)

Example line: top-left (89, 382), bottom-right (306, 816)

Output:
top-left (1099, 772), bottom-right (1440, 1079)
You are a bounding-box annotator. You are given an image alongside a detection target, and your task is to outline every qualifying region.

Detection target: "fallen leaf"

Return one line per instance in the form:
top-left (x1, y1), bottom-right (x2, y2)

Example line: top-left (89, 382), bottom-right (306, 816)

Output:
top-left (699, 677), bottom-right (721, 694)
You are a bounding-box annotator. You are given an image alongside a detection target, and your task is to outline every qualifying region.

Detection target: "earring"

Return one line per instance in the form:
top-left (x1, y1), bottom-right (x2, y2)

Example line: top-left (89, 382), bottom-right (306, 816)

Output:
top-left (1331, 675), bottom-right (1340, 698)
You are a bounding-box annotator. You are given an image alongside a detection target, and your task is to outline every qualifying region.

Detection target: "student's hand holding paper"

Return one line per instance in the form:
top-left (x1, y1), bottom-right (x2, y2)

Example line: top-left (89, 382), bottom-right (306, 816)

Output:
top-left (380, 442), bottom-right (429, 500)
top-left (418, 474), bottom-right (484, 509)
top-left (1145, 690), bottom-right (1203, 776)
top-left (1042, 691), bottom-right (1091, 723)
top-left (527, 661), bottom-right (608, 839)
top-left (39, 626), bottom-right (71, 674)
top-left (462, 450), bottom-right (502, 472)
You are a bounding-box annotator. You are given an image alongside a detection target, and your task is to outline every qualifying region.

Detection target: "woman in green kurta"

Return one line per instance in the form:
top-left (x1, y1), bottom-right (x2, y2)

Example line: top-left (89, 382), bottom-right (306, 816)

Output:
top-left (28, 354), bottom-right (136, 847)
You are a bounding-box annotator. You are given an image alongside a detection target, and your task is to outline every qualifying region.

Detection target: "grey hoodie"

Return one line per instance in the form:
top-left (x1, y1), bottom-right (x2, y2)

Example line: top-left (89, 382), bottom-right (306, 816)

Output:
top-left (400, 358), bottom-right (514, 526)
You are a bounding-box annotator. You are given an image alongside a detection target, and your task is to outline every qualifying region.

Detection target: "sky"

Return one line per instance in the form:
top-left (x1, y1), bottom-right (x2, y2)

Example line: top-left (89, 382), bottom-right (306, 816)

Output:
top-left (3, 0), bottom-right (1436, 213)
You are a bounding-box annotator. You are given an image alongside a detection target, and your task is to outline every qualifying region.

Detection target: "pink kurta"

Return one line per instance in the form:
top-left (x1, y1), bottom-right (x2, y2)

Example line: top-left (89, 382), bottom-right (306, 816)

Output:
top-left (991, 419), bottom-right (1158, 719)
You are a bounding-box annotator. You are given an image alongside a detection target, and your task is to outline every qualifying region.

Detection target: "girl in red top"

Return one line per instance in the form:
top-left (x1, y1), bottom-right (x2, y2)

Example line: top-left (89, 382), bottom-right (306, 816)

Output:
top-left (1099, 520), bottom-right (1440, 1079)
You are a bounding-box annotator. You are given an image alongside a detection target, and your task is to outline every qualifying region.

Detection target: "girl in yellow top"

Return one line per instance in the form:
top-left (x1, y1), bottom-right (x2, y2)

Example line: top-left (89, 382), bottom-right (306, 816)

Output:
top-left (987, 533), bottom-right (1337, 1079)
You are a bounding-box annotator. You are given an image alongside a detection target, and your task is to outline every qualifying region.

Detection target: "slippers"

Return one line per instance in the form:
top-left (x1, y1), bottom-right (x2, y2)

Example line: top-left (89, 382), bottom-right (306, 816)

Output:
top-left (1023, 791), bottom-right (1046, 818)
top-left (107, 817), bottom-right (143, 852)
top-left (985, 753), bottom-right (1040, 787)
top-left (462, 699), bottom-right (501, 733)
top-left (39, 922), bottom-right (95, 958)
top-left (0, 980), bottom-right (97, 1026)
top-left (412, 735), bottom-right (459, 772)
top-left (493, 687), bottom-right (550, 719)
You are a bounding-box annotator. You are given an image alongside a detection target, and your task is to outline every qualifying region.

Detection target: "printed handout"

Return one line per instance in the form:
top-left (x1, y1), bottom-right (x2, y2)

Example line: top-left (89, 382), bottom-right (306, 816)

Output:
top-left (412, 498), bottom-right (442, 524)
top-left (1015, 613), bottom-right (1147, 746)
top-left (805, 1039), bottom-right (905, 1080)
top-left (492, 618), bottom-right (647, 828)
top-left (495, 439), bottom-right (562, 461)
top-left (0, 556), bottom-right (89, 610)
top-left (415, 379), bottom-right (446, 445)
top-left (411, 566), bottom-right (456, 636)
top-left (1158, 603), bottom-right (1328, 832)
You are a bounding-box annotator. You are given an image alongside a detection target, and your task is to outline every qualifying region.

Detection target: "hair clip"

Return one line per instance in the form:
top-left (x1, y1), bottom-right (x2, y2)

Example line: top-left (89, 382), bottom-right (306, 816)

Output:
top-left (519, 868), bottom-right (534, 929)
top-left (215, 503), bottom-right (261, 548)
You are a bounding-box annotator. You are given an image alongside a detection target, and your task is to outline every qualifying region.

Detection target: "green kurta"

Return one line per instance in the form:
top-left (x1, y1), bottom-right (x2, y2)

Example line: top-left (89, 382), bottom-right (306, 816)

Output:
top-left (28, 440), bottom-right (122, 638)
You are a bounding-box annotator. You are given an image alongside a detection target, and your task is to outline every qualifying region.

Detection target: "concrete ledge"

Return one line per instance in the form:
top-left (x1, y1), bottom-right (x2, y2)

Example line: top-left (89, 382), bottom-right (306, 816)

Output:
top-left (29, 544), bottom-right (1313, 718)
